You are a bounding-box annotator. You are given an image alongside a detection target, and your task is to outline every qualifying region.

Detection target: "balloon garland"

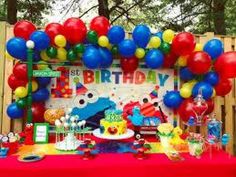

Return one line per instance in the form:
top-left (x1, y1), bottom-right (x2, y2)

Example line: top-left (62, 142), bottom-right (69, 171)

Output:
top-left (5, 16), bottom-right (236, 123)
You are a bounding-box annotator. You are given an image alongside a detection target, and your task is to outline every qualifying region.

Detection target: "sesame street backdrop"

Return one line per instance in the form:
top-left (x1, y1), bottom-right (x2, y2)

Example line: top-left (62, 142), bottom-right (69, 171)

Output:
top-left (46, 63), bottom-right (177, 126)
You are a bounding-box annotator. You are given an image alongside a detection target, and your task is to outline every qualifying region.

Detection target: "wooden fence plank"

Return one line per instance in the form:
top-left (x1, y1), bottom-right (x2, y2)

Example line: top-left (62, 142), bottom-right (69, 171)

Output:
top-left (1, 24), bottom-right (14, 134)
top-left (0, 22), bottom-right (6, 134)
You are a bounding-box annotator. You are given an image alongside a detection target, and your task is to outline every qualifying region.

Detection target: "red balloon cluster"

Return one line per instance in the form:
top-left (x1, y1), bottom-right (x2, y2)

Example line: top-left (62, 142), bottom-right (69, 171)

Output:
top-left (13, 63), bottom-right (28, 81)
top-left (45, 23), bottom-right (65, 45)
top-left (187, 51), bottom-right (211, 74)
top-left (172, 32), bottom-right (196, 56)
top-left (8, 74), bottom-right (27, 90)
top-left (90, 16), bottom-right (110, 36)
top-left (120, 56), bottom-right (139, 73)
top-left (14, 20), bottom-right (36, 40)
top-left (63, 17), bottom-right (87, 44)
top-left (214, 51), bottom-right (236, 79)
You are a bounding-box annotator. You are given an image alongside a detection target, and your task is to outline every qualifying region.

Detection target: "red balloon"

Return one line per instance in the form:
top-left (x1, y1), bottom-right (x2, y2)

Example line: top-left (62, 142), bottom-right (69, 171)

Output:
top-left (204, 98), bottom-right (214, 115)
top-left (187, 51), bottom-right (211, 74)
top-left (120, 56), bottom-right (139, 73)
top-left (172, 32), bottom-right (196, 56)
top-left (214, 79), bottom-right (232, 96)
top-left (90, 16), bottom-right (110, 36)
top-left (214, 52), bottom-right (236, 79)
top-left (163, 52), bottom-right (178, 68)
top-left (13, 63), bottom-right (28, 81)
top-left (14, 20), bottom-right (36, 40)
top-left (32, 102), bottom-right (45, 123)
top-left (8, 74), bottom-right (27, 90)
top-left (178, 98), bottom-right (195, 122)
top-left (45, 23), bottom-right (65, 45)
top-left (63, 18), bottom-right (87, 44)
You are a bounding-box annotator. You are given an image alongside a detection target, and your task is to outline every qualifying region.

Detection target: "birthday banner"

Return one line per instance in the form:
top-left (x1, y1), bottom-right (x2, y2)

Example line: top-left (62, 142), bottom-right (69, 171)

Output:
top-left (46, 63), bottom-right (178, 122)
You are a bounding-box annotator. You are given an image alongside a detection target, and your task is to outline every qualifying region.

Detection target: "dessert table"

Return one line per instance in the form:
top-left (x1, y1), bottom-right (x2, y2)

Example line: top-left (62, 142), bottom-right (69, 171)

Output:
top-left (0, 149), bottom-right (236, 177)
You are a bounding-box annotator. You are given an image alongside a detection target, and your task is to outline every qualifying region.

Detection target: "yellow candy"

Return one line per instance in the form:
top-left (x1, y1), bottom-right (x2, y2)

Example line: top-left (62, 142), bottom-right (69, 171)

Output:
top-left (148, 36), bottom-right (161, 48)
top-left (135, 48), bottom-right (145, 59)
top-left (14, 86), bottom-right (28, 98)
top-left (163, 29), bottom-right (175, 43)
top-left (98, 36), bottom-right (109, 47)
top-left (54, 35), bottom-right (66, 48)
top-left (40, 50), bottom-right (50, 61)
top-left (194, 43), bottom-right (203, 51)
top-left (57, 47), bottom-right (67, 61)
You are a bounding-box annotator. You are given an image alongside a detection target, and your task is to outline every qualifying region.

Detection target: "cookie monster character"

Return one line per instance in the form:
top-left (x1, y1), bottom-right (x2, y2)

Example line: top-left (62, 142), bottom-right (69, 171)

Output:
top-left (71, 90), bottom-right (116, 129)
top-left (128, 107), bottom-right (145, 126)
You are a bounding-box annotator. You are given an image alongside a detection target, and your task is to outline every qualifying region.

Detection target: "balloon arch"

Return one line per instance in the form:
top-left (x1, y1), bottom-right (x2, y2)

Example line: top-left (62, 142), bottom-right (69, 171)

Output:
top-left (5, 16), bottom-right (236, 123)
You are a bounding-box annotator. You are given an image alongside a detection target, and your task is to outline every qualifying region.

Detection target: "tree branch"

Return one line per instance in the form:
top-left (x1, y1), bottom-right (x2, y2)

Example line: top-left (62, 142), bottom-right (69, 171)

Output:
top-left (79, 4), bottom-right (99, 18)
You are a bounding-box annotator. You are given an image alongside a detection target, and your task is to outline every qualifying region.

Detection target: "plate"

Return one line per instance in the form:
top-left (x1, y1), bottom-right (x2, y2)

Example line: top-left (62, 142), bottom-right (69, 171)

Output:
top-left (93, 128), bottom-right (134, 140)
top-left (18, 154), bottom-right (44, 162)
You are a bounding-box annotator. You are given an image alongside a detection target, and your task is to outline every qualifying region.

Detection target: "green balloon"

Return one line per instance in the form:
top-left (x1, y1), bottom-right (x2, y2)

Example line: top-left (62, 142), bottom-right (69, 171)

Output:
top-left (74, 43), bottom-right (85, 54)
top-left (16, 98), bottom-right (27, 109)
top-left (160, 42), bottom-right (171, 54)
top-left (111, 45), bottom-right (118, 55)
top-left (87, 30), bottom-right (98, 44)
top-left (67, 48), bottom-right (77, 62)
top-left (46, 46), bottom-right (57, 58)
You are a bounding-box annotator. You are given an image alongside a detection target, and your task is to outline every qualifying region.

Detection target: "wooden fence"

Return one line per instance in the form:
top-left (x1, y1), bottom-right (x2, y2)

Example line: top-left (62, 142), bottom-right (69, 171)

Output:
top-left (0, 22), bottom-right (235, 154)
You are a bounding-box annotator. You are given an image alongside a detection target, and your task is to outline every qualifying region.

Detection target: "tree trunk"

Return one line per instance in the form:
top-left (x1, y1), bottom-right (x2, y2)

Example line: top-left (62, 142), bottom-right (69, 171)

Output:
top-left (213, 0), bottom-right (226, 34)
top-left (7, 0), bottom-right (17, 24)
top-left (98, 0), bottom-right (110, 19)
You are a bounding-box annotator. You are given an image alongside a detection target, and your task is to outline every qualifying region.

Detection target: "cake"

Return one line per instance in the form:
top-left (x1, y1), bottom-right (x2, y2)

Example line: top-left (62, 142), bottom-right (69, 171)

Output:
top-left (100, 109), bottom-right (127, 135)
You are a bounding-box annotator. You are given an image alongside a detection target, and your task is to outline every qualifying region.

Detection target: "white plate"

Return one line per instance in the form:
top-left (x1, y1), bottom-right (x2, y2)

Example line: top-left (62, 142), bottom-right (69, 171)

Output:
top-left (93, 128), bottom-right (134, 140)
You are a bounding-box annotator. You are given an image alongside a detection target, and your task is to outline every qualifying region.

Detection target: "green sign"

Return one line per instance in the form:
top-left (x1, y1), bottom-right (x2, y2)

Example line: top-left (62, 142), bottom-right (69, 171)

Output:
top-left (33, 70), bottom-right (61, 77)
top-left (34, 123), bottom-right (49, 144)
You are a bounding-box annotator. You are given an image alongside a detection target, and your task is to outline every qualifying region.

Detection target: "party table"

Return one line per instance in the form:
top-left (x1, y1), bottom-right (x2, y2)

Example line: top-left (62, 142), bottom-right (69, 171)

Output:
top-left (0, 149), bottom-right (236, 177)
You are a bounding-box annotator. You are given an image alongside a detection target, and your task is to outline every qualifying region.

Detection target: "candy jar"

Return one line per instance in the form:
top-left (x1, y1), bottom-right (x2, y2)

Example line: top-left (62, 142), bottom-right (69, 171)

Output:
top-left (207, 115), bottom-right (222, 142)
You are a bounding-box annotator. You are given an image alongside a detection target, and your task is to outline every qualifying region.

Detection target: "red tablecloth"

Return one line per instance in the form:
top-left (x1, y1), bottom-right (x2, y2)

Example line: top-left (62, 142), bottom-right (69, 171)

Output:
top-left (0, 150), bottom-right (236, 177)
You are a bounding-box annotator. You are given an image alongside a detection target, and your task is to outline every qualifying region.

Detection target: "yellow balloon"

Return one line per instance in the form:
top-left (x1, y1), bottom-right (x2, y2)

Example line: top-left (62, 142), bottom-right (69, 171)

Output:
top-left (177, 56), bottom-right (188, 67)
top-left (54, 35), bottom-right (66, 47)
top-left (5, 51), bottom-right (14, 61)
top-left (57, 48), bottom-right (67, 61)
top-left (148, 36), bottom-right (161, 48)
top-left (211, 88), bottom-right (216, 98)
top-left (180, 86), bottom-right (192, 98)
top-left (163, 29), bottom-right (175, 43)
top-left (14, 86), bottom-right (28, 98)
top-left (40, 50), bottom-right (50, 61)
top-left (107, 43), bottom-right (112, 50)
top-left (26, 81), bottom-right (38, 92)
top-left (135, 48), bottom-right (145, 59)
top-left (194, 43), bottom-right (203, 51)
top-left (98, 36), bottom-right (109, 47)
top-left (37, 61), bottom-right (49, 70)
top-left (183, 80), bottom-right (197, 90)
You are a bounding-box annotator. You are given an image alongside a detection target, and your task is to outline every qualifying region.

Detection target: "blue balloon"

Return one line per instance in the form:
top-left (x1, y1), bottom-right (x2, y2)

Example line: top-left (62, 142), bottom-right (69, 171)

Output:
top-left (33, 51), bottom-right (41, 62)
top-left (32, 88), bottom-right (50, 102)
top-left (82, 47), bottom-right (101, 69)
top-left (180, 67), bottom-right (195, 81)
top-left (7, 102), bottom-right (24, 119)
top-left (107, 26), bottom-right (125, 44)
top-left (163, 91), bottom-right (183, 108)
top-left (99, 47), bottom-right (113, 68)
top-left (203, 72), bottom-right (219, 86)
top-left (30, 31), bottom-right (50, 51)
top-left (6, 37), bottom-right (27, 60)
top-left (203, 39), bottom-right (224, 59)
top-left (132, 25), bottom-right (151, 48)
top-left (192, 82), bottom-right (213, 100)
top-left (145, 49), bottom-right (164, 69)
top-left (118, 39), bottom-right (136, 57)
top-left (36, 77), bottom-right (51, 87)
top-left (154, 31), bottom-right (163, 40)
